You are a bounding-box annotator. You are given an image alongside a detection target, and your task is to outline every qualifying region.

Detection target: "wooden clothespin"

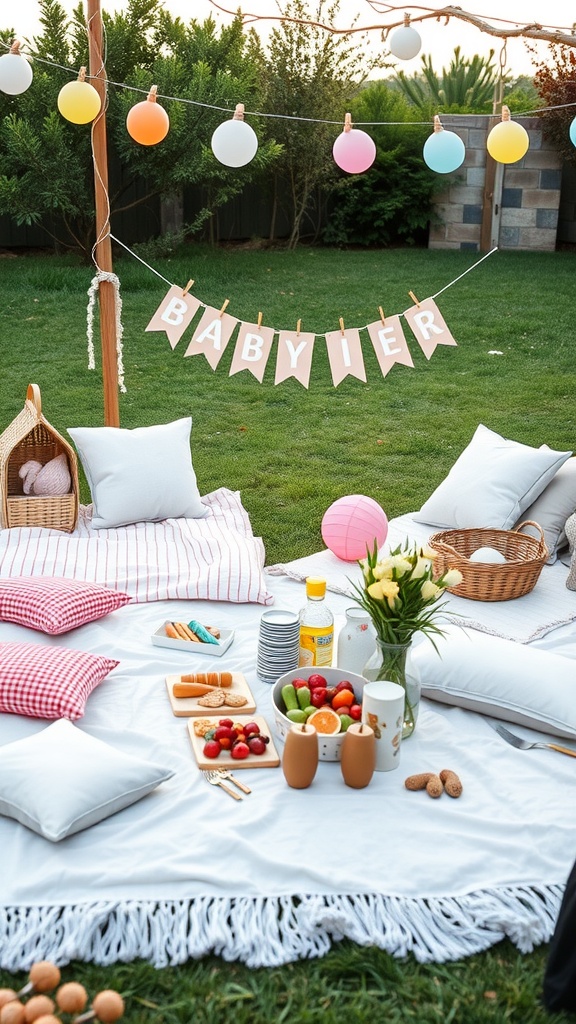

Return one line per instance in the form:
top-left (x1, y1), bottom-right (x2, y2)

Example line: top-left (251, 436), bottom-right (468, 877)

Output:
top-left (339, 317), bottom-right (345, 336)
top-left (182, 279), bottom-right (194, 296)
top-left (343, 113), bottom-right (352, 133)
top-left (219, 298), bottom-right (230, 318)
top-left (378, 306), bottom-right (386, 325)
top-left (296, 318), bottom-right (301, 337)
top-left (408, 291), bottom-right (420, 307)
top-left (257, 311), bottom-right (263, 329)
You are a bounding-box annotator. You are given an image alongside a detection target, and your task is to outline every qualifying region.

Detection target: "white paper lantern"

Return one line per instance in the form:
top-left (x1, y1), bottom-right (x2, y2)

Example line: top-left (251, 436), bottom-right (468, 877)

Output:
top-left (389, 15), bottom-right (422, 61)
top-left (0, 43), bottom-right (33, 96)
top-left (211, 103), bottom-right (258, 168)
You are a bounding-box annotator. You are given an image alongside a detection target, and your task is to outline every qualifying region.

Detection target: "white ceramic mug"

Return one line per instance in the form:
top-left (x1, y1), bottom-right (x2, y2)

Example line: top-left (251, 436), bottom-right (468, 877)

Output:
top-left (361, 680), bottom-right (405, 771)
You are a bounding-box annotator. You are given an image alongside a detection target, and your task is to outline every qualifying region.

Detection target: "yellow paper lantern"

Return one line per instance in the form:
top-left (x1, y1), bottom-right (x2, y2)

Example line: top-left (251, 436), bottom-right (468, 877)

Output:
top-left (126, 85), bottom-right (169, 146)
top-left (487, 106), bottom-right (529, 164)
top-left (58, 68), bottom-right (101, 124)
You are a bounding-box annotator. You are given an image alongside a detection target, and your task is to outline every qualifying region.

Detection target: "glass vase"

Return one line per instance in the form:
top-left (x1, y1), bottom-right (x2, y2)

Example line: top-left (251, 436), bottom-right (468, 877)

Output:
top-left (362, 639), bottom-right (420, 739)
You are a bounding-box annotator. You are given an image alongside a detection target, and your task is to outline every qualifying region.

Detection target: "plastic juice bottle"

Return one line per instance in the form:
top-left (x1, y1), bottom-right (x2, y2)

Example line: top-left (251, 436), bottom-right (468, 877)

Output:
top-left (298, 577), bottom-right (334, 667)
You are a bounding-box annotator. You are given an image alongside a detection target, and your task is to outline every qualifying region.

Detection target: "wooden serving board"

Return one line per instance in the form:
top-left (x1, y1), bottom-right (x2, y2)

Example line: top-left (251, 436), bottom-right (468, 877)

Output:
top-left (165, 671), bottom-right (256, 718)
top-left (187, 715), bottom-right (280, 770)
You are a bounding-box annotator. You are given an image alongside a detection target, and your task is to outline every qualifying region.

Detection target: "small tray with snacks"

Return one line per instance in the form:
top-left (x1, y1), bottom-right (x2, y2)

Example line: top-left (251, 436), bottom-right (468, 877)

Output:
top-left (187, 714), bottom-right (280, 770)
top-left (153, 620), bottom-right (234, 657)
top-left (166, 670), bottom-right (256, 718)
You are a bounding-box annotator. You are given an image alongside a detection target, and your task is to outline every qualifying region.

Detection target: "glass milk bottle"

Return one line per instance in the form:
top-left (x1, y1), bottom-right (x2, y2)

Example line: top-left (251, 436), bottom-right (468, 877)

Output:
top-left (298, 577), bottom-right (334, 667)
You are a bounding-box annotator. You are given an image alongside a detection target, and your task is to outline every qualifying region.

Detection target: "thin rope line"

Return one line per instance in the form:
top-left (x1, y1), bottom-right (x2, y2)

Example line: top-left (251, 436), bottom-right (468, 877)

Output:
top-left (1, 40), bottom-right (575, 124)
top-left (431, 247), bottom-right (499, 300)
top-left (109, 234), bottom-right (175, 287)
top-left (108, 232), bottom-right (498, 333)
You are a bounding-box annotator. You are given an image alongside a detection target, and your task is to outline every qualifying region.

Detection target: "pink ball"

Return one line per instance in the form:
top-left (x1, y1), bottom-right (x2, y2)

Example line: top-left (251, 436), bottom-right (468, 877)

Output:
top-left (321, 495), bottom-right (388, 562)
top-left (333, 128), bottom-right (376, 174)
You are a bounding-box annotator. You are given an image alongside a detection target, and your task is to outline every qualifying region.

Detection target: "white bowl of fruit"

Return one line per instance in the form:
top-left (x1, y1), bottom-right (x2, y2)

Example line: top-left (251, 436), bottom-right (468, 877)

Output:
top-left (271, 667), bottom-right (367, 761)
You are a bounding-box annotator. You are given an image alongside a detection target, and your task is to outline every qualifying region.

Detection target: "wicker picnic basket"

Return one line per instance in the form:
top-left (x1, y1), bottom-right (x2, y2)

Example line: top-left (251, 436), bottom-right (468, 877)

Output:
top-left (428, 521), bottom-right (549, 602)
top-left (0, 383), bottom-right (79, 532)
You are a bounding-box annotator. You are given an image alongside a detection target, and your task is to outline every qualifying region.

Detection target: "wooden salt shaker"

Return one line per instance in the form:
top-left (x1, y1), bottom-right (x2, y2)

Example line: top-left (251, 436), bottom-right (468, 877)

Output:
top-left (282, 723), bottom-right (318, 789)
top-left (340, 722), bottom-right (376, 789)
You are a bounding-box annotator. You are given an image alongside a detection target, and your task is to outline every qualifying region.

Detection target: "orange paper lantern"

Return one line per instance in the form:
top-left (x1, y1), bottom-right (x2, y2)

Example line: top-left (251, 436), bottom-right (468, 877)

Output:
top-left (126, 85), bottom-right (169, 146)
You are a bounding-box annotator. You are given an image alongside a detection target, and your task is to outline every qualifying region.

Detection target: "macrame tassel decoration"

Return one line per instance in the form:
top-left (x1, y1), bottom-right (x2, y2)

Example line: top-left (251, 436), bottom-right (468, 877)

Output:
top-left (86, 271), bottom-right (126, 393)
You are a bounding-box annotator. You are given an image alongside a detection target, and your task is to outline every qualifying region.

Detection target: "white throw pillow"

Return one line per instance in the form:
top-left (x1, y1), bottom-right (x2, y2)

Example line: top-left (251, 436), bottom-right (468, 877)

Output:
top-left (413, 625), bottom-right (576, 739)
top-left (0, 719), bottom-right (174, 841)
top-left (68, 418), bottom-right (207, 529)
top-left (414, 424), bottom-right (571, 531)
top-left (516, 456), bottom-right (576, 563)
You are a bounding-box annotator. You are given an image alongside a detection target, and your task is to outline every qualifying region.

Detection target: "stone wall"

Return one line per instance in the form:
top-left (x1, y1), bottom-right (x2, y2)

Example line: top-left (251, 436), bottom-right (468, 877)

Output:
top-left (428, 115), bottom-right (564, 252)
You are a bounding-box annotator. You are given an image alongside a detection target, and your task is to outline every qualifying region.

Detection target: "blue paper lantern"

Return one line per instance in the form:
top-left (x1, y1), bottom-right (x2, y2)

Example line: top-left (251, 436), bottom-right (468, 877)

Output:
top-left (570, 115), bottom-right (576, 148)
top-left (423, 120), bottom-right (465, 174)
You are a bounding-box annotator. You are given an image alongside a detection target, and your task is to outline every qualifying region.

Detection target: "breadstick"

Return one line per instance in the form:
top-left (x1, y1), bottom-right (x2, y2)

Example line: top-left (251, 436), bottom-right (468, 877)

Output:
top-left (178, 671), bottom-right (233, 688)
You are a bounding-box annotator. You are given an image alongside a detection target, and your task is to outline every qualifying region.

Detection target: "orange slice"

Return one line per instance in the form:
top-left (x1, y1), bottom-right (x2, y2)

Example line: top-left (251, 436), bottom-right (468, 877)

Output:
top-left (307, 707), bottom-right (342, 735)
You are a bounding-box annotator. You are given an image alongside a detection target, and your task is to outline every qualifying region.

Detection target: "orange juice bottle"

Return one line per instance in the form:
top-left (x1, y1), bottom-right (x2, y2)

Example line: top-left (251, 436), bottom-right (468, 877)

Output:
top-left (298, 577), bottom-right (334, 667)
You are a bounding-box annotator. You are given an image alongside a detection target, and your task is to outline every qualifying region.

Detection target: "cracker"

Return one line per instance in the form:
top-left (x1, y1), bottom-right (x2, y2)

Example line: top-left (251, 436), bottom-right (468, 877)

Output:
top-left (224, 692), bottom-right (248, 707)
top-left (197, 690), bottom-right (226, 708)
top-left (193, 719), bottom-right (214, 737)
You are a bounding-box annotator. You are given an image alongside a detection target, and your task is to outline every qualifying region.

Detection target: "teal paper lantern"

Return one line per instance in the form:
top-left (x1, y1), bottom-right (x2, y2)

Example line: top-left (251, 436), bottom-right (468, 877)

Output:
top-left (570, 115), bottom-right (576, 148)
top-left (423, 118), bottom-right (465, 174)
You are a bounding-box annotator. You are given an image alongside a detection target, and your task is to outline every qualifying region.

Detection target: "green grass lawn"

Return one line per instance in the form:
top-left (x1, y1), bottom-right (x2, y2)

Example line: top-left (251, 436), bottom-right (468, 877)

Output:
top-left (0, 243), bottom-right (575, 1021)
top-left (1, 243), bottom-right (575, 563)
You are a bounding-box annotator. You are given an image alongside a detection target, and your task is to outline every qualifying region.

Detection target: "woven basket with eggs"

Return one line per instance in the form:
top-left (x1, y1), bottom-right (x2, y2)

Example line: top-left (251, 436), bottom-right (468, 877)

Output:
top-left (428, 520), bottom-right (548, 602)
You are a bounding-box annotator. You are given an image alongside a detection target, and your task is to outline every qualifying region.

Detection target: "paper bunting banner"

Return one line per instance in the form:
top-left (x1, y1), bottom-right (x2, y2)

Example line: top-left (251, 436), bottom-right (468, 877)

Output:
top-left (145, 285), bottom-right (201, 349)
top-left (275, 331), bottom-right (315, 388)
top-left (184, 305), bottom-right (239, 369)
top-left (229, 321), bottom-right (275, 381)
top-left (144, 281), bottom-right (468, 386)
top-left (325, 328), bottom-right (367, 387)
top-left (366, 314), bottom-right (414, 377)
top-left (403, 297), bottom-right (457, 360)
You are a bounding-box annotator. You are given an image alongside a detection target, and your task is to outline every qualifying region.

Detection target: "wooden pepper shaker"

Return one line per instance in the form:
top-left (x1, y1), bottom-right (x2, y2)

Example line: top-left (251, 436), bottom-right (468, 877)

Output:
top-left (282, 723), bottom-right (318, 789)
top-left (340, 722), bottom-right (376, 789)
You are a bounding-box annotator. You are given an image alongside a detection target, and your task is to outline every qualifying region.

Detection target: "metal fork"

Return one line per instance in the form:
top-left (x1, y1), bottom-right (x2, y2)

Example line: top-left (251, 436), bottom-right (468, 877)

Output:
top-left (493, 722), bottom-right (576, 759)
top-left (202, 770), bottom-right (243, 800)
top-left (213, 769), bottom-right (252, 795)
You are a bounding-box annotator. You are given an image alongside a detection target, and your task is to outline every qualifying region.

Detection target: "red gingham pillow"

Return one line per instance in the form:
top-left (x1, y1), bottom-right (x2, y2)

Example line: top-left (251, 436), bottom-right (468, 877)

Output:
top-left (0, 642), bottom-right (119, 720)
top-left (0, 577), bottom-right (131, 634)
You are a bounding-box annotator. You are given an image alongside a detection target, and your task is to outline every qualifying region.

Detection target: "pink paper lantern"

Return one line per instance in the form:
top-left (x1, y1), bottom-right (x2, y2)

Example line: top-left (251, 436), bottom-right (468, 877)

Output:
top-left (333, 122), bottom-right (376, 175)
top-left (321, 495), bottom-right (388, 562)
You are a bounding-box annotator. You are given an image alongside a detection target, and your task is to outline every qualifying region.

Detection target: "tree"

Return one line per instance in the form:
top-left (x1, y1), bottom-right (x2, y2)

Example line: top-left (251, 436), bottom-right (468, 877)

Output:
top-left (261, 0), bottom-right (385, 248)
top-left (533, 45), bottom-right (576, 165)
top-left (395, 47), bottom-right (501, 116)
top-left (109, 10), bottom-right (279, 247)
top-left (0, 0), bottom-right (279, 255)
top-left (208, 1), bottom-right (576, 51)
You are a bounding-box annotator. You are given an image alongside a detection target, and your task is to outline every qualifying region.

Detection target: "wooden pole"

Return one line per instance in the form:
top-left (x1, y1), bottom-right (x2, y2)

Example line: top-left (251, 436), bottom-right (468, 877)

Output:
top-left (87, 0), bottom-right (120, 426)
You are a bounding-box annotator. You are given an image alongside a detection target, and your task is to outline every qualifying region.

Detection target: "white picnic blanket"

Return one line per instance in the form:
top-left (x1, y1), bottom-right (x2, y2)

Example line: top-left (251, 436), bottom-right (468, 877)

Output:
top-left (1, 569), bottom-right (575, 971)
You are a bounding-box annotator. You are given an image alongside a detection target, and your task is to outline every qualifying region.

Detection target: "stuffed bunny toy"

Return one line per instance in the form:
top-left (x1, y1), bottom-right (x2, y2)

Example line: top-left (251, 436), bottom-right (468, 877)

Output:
top-left (19, 453), bottom-right (71, 496)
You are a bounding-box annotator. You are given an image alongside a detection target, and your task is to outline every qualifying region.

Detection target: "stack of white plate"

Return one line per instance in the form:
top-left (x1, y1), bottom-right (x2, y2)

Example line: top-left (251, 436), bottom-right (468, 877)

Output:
top-left (257, 609), bottom-right (300, 683)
